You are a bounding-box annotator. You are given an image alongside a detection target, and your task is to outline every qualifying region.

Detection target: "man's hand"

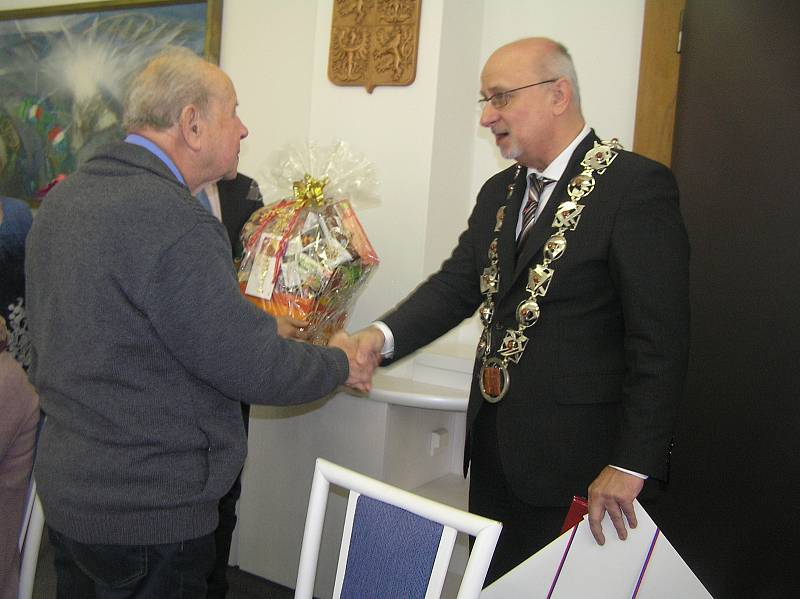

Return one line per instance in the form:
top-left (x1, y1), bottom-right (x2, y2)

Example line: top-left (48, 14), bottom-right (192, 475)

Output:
top-left (275, 316), bottom-right (309, 340)
top-left (328, 330), bottom-right (377, 392)
top-left (351, 326), bottom-right (385, 370)
top-left (587, 466), bottom-right (645, 545)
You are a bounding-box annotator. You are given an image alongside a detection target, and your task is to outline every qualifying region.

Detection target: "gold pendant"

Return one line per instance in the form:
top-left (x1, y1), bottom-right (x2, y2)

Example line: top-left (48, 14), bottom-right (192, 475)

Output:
top-left (552, 201), bottom-right (584, 230)
top-left (544, 234), bottom-right (567, 261)
top-left (516, 299), bottom-right (540, 326)
top-left (480, 265), bottom-right (499, 294)
top-left (499, 330), bottom-right (528, 364)
top-left (568, 173), bottom-right (595, 200)
top-left (527, 265), bottom-right (553, 297)
top-left (479, 357), bottom-right (510, 402)
top-left (494, 207), bottom-right (506, 232)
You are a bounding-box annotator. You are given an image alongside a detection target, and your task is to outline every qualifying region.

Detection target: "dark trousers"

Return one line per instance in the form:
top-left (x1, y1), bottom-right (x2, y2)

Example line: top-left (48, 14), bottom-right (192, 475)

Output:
top-left (206, 402), bottom-right (250, 599)
top-left (468, 403), bottom-right (567, 587)
top-left (48, 527), bottom-right (215, 599)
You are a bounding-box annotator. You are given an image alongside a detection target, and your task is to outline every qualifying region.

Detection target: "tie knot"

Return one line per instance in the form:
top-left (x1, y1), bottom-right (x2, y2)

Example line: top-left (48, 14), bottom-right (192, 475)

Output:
top-left (528, 173), bottom-right (553, 198)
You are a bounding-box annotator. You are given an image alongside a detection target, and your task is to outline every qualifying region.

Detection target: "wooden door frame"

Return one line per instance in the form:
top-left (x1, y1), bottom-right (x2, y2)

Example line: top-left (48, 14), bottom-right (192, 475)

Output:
top-left (632, 0), bottom-right (686, 167)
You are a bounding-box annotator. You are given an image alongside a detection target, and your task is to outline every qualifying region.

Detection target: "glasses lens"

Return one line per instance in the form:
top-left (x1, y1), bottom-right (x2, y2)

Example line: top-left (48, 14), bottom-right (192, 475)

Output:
top-left (491, 93), bottom-right (508, 108)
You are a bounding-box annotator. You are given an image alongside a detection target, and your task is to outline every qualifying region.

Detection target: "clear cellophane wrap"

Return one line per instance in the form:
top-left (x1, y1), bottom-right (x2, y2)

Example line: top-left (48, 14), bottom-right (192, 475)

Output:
top-left (238, 169), bottom-right (378, 345)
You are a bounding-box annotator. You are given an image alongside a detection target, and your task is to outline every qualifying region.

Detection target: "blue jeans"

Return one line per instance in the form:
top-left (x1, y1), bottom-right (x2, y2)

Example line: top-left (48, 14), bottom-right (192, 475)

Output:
top-left (48, 527), bottom-right (216, 599)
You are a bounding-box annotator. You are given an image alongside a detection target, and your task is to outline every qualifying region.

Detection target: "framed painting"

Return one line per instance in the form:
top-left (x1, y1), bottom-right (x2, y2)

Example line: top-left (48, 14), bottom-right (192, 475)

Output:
top-left (0, 0), bottom-right (223, 205)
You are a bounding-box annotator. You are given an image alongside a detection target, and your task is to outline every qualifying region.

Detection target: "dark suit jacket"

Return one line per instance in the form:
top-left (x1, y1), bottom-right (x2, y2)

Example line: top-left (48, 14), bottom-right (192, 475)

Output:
top-left (217, 174), bottom-right (262, 259)
top-left (382, 132), bottom-right (689, 506)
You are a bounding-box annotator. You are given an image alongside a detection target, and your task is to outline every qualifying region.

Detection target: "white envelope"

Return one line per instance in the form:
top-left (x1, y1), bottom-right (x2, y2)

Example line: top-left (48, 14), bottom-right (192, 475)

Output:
top-left (480, 500), bottom-right (712, 598)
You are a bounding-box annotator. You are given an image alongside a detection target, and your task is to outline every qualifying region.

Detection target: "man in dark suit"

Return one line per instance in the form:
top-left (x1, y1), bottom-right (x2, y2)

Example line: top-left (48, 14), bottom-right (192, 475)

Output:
top-left (351, 37), bottom-right (689, 584)
top-left (217, 173), bottom-right (263, 261)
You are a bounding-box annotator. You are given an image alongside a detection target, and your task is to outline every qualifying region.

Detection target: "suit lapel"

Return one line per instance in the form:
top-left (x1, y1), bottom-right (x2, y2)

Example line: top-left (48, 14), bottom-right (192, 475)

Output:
top-left (510, 132), bottom-right (600, 285)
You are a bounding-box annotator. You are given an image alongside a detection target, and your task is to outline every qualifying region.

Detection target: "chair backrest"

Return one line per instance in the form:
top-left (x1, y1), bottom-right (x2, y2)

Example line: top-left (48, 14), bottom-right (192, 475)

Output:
top-left (17, 414), bottom-right (45, 599)
top-left (294, 458), bottom-right (501, 599)
top-left (17, 477), bottom-right (45, 599)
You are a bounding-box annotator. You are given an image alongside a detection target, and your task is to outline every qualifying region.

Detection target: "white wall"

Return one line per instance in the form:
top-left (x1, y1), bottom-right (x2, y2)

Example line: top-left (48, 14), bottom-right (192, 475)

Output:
top-left (219, 1), bottom-right (318, 175)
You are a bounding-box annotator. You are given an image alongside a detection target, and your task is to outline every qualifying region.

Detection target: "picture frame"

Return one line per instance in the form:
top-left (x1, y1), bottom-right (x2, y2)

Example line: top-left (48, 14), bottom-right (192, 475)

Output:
top-left (0, 0), bottom-right (223, 205)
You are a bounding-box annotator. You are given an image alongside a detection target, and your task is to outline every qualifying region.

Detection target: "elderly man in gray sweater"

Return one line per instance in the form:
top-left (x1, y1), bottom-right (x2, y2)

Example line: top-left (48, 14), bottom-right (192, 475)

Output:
top-left (25, 47), bottom-right (372, 599)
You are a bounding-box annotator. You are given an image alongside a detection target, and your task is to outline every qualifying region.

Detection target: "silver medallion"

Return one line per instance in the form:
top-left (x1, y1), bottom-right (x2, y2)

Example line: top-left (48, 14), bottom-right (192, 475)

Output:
top-left (544, 234), bottom-right (567, 261)
top-left (582, 143), bottom-right (613, 171)
top-left (552, 201), bottom-right (584, 230)
top-left (516, 299), bottom-right (540, 326)
top-left (479, 302), bottom-right (494, 325)
top-left (499, 330), bottom-right (529, 364)
top-left (480, 265), bottom-right (499, 294)
top-left (527, 265), bottom-right (553, 297)
top-left (568, 173), bottom-right (595, 200)
top-left (582, 141), bottom-right (619, 173)
top-left (494, 207), bottom-right (506, 232)
top-left (476, 328), bottom-right (491, 358)
top-left (488, 238), bottom-right (499, 259)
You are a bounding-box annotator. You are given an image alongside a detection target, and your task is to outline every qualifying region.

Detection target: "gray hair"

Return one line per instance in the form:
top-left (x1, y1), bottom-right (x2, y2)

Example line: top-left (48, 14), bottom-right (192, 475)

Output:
top-left (123, 46), bottom-right (213, 132)
top-left (540, 41), bottom-right (581, 110)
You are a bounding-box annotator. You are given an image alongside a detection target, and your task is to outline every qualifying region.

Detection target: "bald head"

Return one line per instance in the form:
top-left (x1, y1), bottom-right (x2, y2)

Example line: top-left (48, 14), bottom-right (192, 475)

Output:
top-left (490, 37), bottom-right (582, 112)
top-left (479, 37), bottom-right (584, 170)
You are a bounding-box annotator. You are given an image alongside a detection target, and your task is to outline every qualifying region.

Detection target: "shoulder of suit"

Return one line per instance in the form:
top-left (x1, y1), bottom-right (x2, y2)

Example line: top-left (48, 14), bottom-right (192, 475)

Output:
top-left (629, 152), bottom-right (674, 179)
top-left (480, 163), bottom-right (521, 193)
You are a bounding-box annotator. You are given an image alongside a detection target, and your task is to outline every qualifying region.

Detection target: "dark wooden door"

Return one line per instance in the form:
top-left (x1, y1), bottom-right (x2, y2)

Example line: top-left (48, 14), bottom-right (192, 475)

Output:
top-left (656, 1), bottom-right (800, 596)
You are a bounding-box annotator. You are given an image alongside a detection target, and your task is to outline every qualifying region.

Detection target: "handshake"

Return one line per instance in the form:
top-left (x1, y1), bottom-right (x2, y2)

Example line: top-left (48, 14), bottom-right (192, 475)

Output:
top-left (275, 316), bottom-right (386, 393)
top-left (328, 327), bottom-right (386, 392)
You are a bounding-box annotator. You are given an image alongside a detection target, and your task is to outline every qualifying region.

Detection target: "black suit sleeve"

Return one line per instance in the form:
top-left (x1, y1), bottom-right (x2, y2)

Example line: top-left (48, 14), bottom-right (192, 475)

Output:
top-left (608, 159), bottom-right (689, 480)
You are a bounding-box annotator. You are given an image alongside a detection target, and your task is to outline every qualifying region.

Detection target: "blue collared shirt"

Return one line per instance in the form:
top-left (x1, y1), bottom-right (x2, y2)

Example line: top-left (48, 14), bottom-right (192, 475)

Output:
top-left (124, 134), bottom-right (186, 185)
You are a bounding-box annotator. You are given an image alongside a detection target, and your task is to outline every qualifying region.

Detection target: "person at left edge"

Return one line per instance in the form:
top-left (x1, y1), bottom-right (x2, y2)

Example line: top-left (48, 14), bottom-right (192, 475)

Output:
top-left (25, 47), bottom-right (370, 599)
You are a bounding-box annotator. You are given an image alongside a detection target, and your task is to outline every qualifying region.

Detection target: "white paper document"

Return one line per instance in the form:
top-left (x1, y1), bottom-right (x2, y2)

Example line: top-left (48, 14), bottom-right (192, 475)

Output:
top-left (480, 500), bottom-right (712, 598)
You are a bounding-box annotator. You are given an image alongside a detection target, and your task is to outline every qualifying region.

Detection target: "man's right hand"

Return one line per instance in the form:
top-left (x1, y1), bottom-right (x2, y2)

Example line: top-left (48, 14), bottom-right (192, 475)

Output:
top-left (351, 326), bottom-right (385, 370)
top-left (328, 330), bottom-right (378, 392)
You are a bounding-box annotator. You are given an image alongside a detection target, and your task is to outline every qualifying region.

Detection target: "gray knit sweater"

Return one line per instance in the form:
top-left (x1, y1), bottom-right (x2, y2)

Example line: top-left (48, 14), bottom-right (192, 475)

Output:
top-left (25, 141), bottom-right (349, 545)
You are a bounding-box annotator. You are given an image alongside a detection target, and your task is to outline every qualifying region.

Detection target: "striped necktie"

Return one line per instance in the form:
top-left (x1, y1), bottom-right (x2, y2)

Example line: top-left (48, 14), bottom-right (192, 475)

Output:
top-left (518, 173), bottom-right (554, 248)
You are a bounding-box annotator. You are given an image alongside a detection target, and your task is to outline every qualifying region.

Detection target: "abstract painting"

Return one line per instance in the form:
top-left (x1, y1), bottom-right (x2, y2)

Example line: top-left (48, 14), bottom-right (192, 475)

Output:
top-left (0, 0), bottom-right (222, 205)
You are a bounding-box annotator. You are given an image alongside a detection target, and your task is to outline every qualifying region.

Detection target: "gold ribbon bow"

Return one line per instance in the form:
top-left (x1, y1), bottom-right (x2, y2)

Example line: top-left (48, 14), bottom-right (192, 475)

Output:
top-left (292, 174), bottom-right (328, 208)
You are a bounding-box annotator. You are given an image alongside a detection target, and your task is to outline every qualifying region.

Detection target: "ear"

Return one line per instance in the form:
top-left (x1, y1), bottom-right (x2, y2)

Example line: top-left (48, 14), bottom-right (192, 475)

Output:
top-left (550, 78), bottom-right (571, 116)
top-left (179, 104), bottom-right (203, 151)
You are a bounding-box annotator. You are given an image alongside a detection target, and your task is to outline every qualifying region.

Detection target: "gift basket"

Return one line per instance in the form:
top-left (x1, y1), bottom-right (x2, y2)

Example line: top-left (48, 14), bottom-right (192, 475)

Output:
top-left (238, 142), bottom-right (379, 344)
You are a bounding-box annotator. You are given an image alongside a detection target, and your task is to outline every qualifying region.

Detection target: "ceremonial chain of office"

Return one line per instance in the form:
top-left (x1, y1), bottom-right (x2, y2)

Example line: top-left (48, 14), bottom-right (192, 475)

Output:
top-left (477, 139), bottom-right (623, 402)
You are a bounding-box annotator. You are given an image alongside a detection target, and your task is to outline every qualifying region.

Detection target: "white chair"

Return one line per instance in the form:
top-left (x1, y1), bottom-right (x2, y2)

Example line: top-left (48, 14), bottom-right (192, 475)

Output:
top-left (294, 458), bottom-right (501, 599)
top-left (17, 477), bottom-right (45, 599)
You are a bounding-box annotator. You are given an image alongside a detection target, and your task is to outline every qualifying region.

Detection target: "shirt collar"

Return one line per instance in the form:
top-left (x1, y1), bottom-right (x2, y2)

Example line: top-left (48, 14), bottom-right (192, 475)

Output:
top-left (124, 134), bottom-right (185, 185)
top-left (527, 124), bottom-right (591, 182)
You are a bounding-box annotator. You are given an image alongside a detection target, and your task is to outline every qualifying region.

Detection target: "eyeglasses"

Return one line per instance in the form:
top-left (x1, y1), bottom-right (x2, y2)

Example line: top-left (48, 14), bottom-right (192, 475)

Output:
top-left (478, 79), bottom-right (558, 109)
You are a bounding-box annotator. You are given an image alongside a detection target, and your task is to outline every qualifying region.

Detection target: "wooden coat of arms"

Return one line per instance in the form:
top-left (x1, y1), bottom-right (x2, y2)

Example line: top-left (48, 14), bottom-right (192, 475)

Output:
top-left (328, 0), bottom-right (422, 93)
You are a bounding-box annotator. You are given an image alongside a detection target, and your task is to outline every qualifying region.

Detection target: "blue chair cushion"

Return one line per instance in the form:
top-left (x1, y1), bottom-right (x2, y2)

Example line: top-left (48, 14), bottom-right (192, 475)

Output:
top-left (340, 495), bottom-right (444, 599)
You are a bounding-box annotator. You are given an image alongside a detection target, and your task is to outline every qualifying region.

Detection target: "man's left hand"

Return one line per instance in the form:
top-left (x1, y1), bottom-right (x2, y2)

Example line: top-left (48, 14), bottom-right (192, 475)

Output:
top-left (275, 316), bottom-right (309, 340)
top-left (587, 466), bottom-right (645, 545)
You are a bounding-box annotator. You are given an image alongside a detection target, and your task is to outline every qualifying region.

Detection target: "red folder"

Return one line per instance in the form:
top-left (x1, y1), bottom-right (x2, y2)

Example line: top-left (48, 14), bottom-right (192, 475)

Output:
top-left (560, 496), bottom-right (589, 534)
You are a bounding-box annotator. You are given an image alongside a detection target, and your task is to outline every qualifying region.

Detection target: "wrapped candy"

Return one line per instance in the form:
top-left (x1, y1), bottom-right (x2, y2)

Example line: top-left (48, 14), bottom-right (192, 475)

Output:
top-left (238, 149), bottom-right (379, 345)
